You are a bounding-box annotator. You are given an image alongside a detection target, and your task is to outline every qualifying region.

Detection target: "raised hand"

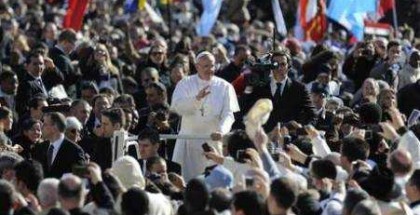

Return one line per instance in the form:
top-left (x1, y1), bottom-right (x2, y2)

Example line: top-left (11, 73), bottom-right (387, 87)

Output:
top-left (196, 85), bottom-right (211, 101)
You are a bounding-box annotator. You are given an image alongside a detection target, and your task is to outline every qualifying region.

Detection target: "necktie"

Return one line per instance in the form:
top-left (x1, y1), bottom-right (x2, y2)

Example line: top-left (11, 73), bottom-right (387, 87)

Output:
top-left (47, 145), bottom-right (54, 168)
top-left (274, 83), bottom-right (282, 104)
top-left (37, 79), bottom-right (48, 96)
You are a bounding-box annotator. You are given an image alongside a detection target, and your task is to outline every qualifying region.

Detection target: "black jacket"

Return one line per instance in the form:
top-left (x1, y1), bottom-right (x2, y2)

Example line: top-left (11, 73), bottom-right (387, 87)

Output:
top-left (15, 73), bottom-right (48, 115)
top-left (33, 138), bottom-right (86, 178)
top-left (240, 78), bottom-right (316, 132)
top-left (49, 46), bottom-right (80, 88)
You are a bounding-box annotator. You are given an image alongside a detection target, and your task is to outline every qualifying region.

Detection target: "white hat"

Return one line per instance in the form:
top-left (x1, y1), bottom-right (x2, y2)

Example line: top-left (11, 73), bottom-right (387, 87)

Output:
top-left (111, 156), bottom-right (145, 190)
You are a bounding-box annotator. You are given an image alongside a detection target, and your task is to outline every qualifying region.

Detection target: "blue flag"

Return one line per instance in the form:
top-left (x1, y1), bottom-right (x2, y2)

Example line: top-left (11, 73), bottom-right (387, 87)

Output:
top-left (327, 0), bottom-right (376, 40)
top-left (124, 0), bottom-right (138, 13)
top-left (196, 0), bottom-right (223, 37)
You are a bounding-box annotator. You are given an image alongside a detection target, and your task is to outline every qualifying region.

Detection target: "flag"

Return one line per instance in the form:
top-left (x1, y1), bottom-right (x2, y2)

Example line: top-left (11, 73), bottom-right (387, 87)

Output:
top-left (378, 0), bottom-right (394, 17)
top-left (297, 0), bottom-right (327, 41)
top-left (124, 0), bottom-right (145, 13)
top-left (196, 0), bottom-right (223, 37)
top-left (63, 0), bottom-right (90, 31)
top-left (327, 0), bottom-right (376, 41)
top-left (271, 0), bottom-right (287, 35)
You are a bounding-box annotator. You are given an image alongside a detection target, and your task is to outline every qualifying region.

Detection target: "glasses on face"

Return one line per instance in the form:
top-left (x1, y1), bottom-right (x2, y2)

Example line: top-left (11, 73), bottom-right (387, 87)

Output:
top-left (151, 52), bottom-right (164, 56)
top-left (69, 129), bottom-right (80, 134)
top-left (273, 61), bottom-right (288, 68)
top-left (96, 50), bottom-right (107, 56)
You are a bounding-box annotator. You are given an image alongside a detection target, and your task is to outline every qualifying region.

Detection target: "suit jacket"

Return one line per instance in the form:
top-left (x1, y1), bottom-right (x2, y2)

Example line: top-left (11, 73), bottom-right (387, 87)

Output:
top-left (15, 73), bottom-right (48, 115)
top-left (49, 46), bottom-right (79, 88)
top-left (33, 138), bottom-right (86, 178)
top-left (138, 158), bottom-right (182, 175)
top-left (240, 78), bottom-right (316, 132)
top-left (90, 136), bottom-right (113, 171)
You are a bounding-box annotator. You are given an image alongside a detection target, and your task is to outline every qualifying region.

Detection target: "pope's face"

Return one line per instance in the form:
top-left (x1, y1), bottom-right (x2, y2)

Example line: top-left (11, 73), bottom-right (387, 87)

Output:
top-left (196, 55), bottom-right (216, 81)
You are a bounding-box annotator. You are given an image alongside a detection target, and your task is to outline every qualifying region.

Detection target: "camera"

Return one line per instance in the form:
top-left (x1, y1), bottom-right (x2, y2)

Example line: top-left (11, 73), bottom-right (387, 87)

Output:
top-left (245, 176), bottom-right (254, 188)
top-left (236, 150), bottom-right (251, 163)
top-left (202, 143), bottom-right (211, 152)
top-left (363, 124), bottom-right (382, 140)
top-left (271, 153), bottom-right (280, 162)
top-left (283, 135), bottom-right (292, 151)
top-left (244, 55), bottom-right (279, 88)
top-left (148, 173), bottom-right (161, 181)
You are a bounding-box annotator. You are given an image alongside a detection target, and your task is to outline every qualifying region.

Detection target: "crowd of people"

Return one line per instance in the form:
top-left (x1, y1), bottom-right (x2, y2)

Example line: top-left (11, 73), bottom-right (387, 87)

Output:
top-left (1, 0), bottom-right (420, 215)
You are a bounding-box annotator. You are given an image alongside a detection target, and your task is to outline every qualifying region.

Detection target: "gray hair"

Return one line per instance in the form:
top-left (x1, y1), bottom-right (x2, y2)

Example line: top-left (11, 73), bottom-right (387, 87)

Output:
top-left (37, 178), bottom-right (60, 208)
top-left (0, 152), bottom-right (24, 175)
top-left (66, 117), bottom-right (83, 131)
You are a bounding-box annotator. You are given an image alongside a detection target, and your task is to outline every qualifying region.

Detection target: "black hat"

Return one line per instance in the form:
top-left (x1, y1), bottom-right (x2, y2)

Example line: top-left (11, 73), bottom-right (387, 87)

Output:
top-left (359, 166), bottom-right (402, 201)
top-left (311, 82), bottom-right (330, 97)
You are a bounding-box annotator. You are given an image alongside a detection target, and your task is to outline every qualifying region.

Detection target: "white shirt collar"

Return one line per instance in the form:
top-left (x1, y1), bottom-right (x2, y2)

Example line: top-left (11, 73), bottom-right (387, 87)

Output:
top-left (55, 44), bottom-right (66, 54)
top-left (270, 76), bottom-right (288, 96)
top-left (51, 134), bottom-right (65, 162)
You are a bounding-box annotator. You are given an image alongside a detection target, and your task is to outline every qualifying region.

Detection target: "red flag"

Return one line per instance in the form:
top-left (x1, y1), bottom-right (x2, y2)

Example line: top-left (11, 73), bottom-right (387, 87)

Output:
top-left (379, 0), bottom-right (394, 16)
top-left (298, 0), bottom-right (327, 42)
top-left (63, 0), bottom-right (90, 31)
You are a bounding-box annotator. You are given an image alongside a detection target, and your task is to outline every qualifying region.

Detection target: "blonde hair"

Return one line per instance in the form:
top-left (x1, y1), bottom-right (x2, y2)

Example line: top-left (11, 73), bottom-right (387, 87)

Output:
top-left (95, 43), bottom-right (119, 76)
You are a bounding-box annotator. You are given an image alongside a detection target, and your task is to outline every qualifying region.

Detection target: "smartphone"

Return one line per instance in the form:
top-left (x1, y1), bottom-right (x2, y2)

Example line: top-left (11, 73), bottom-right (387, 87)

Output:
top-left (72, 164), bottom-right (89, 177)
top-left (236, 150), bottom-right (249, 163)
top-left (283, 135), bottom-right (292, 151)
top-left (245, 176), bottom-right (254, 188)
top-left (365, 130), bottom-right (373, 140)
top-left (271, 153), bottom-right (280, 162)
top-left (202, 143), bottom-right (211, 152)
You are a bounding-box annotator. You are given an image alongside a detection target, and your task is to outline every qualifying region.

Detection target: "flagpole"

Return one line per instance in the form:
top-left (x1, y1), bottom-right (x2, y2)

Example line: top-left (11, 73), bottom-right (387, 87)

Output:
top-left (391, 0), bottom-right (398, 38)
top-left (166, 0), bottom-right (172, 51)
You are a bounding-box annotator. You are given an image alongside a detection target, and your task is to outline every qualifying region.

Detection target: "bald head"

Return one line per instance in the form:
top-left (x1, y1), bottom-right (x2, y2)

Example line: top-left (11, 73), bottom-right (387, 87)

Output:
top-left (58, 175), bottom-right (85, 209)
top-left (388, 149), bottom-right (413, 176)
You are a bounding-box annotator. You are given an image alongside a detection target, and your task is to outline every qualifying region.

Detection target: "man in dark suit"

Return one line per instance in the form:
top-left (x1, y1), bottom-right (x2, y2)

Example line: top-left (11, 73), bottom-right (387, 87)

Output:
top-left (217, 45), bottom-right (251, 83)
top-left (240, 50), bottom-right (316, 132)
top-left (137, 128), bottom-right (181, 175)
top-left (310, 82), bottom-right (335, 132)
top-left (15, 52), bottom-right (49, 116)
top-left (33, 112), bottom-right (86, 178)
top-left (49, 29), bottom-right (80, 90)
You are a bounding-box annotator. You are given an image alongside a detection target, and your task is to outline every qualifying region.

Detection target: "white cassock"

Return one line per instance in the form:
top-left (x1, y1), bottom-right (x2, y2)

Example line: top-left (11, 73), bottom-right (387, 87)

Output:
top-left (171, 74), bottom-right (240, 181)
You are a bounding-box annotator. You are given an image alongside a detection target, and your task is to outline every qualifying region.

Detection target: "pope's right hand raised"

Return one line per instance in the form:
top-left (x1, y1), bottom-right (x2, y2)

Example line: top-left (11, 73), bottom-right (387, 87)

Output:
top-left (196, 85), bottom-right (211, 101)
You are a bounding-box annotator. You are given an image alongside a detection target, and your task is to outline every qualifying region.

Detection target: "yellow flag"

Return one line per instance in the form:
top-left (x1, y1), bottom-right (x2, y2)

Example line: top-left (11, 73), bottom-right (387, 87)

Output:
top-left (138, 0), bottom-right (146, 10)
top-left (160, 0), bottom-right (172, 5)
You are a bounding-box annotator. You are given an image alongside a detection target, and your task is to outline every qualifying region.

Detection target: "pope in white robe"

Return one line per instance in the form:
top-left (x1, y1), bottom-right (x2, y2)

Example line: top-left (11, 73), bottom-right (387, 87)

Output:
top-left (171, 51), bottom-right (240, 181)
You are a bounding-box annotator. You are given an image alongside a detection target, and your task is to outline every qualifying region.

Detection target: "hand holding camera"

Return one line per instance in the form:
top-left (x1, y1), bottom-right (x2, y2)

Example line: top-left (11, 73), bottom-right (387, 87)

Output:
top-left (202, 143), bottom-right (224, 164)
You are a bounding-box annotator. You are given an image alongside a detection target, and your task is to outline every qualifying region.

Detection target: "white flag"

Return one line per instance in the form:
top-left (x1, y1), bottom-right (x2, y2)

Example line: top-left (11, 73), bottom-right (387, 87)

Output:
top-left (272, 0), bottom-right (287, 35)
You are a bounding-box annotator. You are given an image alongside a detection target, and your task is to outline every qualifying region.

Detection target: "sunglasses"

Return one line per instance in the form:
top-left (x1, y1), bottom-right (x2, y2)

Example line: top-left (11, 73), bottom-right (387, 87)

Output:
top-left (69, 129), bottom-right (81, 134)
top-left (151, 52), bottom-right (164, 56)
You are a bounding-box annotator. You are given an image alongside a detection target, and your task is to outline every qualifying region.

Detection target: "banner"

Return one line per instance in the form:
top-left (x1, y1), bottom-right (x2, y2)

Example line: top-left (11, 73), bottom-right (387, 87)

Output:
top-left (63, 0), bottom-right (90, 31)
top-left (327, 0), bottom-right (376, 41)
